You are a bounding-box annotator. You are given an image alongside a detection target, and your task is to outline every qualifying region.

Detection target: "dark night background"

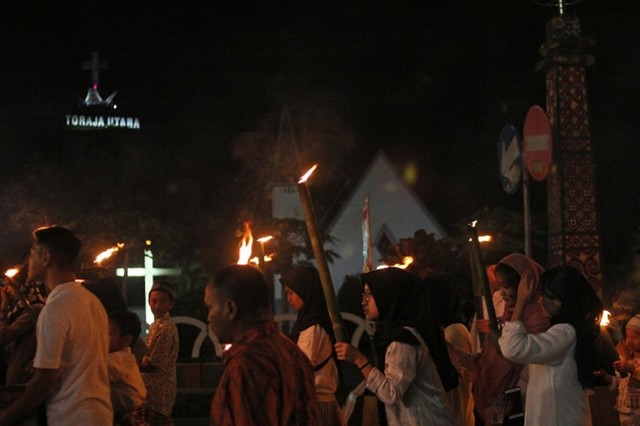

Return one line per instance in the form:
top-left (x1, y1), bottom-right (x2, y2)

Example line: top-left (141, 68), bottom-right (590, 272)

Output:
top-left (0, 1), bottom-right (638, 295)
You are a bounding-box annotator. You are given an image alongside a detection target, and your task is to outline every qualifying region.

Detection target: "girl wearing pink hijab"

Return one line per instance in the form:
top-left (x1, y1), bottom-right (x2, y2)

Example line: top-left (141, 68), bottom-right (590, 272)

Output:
top-left (448, 253), bottom-right (549, 425)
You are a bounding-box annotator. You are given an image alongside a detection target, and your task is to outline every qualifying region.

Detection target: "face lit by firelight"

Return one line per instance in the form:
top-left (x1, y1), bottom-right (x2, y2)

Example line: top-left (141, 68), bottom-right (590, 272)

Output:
top-left (362, 284), bottom-right (379, 321)
top-left (284, 286), bottom-right (304, 311)
top-left (148, 290), bottom-right (173, 319)
top-left (204, 285), bottom-right (233, 344)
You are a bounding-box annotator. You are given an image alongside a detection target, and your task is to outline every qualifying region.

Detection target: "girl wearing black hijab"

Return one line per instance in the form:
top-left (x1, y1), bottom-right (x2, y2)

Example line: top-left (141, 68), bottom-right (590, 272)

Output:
top-left (280, 264), bottom-right (345, 425)
top-left (335, 267), bottom-right (455, 425)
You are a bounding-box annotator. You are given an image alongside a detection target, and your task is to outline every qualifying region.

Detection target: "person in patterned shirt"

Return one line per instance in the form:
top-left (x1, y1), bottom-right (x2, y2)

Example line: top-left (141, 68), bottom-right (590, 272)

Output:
top-left (141, 281), bottom-right (179, 425)
top-left (204, 264), bottom-right (320, 426)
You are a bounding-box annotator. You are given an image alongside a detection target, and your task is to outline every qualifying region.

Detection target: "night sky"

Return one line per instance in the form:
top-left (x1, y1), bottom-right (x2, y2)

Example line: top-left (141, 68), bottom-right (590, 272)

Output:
top-left (0, 1), bottom-right (638, 280)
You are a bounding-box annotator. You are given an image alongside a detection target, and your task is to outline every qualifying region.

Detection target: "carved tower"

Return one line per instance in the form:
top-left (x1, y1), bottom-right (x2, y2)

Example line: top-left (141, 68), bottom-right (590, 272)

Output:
top-left (537, 12), bottom-right (603, 294)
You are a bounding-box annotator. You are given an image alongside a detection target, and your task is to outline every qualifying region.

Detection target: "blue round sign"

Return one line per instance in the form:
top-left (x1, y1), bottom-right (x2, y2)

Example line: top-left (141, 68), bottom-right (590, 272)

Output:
top-left (498, 125), bottom-right (522, 195)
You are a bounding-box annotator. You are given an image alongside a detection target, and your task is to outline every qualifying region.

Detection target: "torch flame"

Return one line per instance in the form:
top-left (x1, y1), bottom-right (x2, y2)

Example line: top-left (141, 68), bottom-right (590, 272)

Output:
top-left (95, 243), bottom-right (125, 265)
top-left (600, 310), bottom-right (612, 327)
top-left (4, 268), bottom-right (19, 278)
top-left (237, 223), bottom-right (253, 265)
top-left (298, 164), bottom-right (318, 184)
top-left (376, 256), bottom-right (414, 270)
top-left (248, 255), bottom-right (273, 264)
top-left (257, 235), bottom-right (273, 264)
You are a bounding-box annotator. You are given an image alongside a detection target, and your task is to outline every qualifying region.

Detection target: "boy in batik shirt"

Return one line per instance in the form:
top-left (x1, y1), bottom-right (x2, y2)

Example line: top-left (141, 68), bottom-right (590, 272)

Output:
top-left (141, 281), bottom-right (179, 426)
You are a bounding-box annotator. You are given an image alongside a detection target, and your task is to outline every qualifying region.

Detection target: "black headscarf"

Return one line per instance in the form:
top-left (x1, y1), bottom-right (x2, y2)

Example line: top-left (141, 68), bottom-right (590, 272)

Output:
top-left (280, 264), bottom-right (336, 344)
top-left (361, 267), bottom-right (458, 392)
top-left (542, 265), bottom-right (603, 388)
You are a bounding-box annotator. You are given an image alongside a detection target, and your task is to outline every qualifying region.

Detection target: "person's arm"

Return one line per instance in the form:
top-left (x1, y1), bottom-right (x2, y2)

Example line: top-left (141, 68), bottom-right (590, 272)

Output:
top-left (476, 318), bottom-right (501, 347)
top-left (365, 342), bottom-right (419, 405)
top-left (0, 368), bottom-right (59, 425)
top-left (335, 342), bottom-right (374, 377)
top-left (499, 321), bottom-right (575, 365)
top-left (297, 325), bottom-right (331, 368)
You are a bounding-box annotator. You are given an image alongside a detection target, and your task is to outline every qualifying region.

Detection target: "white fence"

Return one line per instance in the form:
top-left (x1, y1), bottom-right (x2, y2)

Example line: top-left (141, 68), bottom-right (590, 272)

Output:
top-left (170, 313), bottom-right (373, 358)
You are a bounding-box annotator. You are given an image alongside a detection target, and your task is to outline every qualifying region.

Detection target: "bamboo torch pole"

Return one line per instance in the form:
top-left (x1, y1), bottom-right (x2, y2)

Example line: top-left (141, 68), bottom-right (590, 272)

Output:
top-left (297, 165), bottom-right (347, 343)
top-left (468, 222), bottom-right (498, 341)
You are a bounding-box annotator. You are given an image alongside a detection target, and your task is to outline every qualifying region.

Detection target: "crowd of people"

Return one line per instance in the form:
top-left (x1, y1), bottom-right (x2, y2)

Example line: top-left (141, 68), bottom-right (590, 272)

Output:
top-left (0, 225), bottom-right (179, 426)
top-left (204, 255), bottom-right (616, 426)
top-left (0, 224), bottom-right (634, 426)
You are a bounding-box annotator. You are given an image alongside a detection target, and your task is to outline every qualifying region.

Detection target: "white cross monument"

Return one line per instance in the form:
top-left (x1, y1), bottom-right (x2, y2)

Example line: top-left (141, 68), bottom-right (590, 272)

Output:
top-left (115, 244), bottom-right (181, 326)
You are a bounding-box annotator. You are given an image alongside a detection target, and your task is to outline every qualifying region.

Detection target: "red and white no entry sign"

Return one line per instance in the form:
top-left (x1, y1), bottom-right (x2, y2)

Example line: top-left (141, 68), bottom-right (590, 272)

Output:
top-left (523, 105), bottom-right (552, 182)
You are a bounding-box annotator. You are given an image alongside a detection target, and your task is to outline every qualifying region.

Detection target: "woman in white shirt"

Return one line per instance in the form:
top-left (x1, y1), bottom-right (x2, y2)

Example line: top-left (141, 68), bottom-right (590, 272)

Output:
top-left (281, 264), bottom-right (345, 425)
top-left (335, 267), bottom-right (456, 426)
top-left (499, 265), bottom-right (602, 426)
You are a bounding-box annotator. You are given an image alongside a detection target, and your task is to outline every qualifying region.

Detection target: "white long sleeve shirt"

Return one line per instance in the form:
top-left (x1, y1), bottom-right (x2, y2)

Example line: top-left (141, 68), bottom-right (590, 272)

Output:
top-left (365, 327), bottom-right (454, 426)
top-left (499, 321), bottom-right (592, 426)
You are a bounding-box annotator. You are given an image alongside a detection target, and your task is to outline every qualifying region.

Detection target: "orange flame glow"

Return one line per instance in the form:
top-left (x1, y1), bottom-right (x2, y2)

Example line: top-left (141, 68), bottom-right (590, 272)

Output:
top-left (94, 243), bottom-right (125, 265)
top-left (600, 310), bottom-right (612, 327)
top-left (298, 164), bottom-right (318, 184)
top-left (237, 223), bottom-right (253, 265)
top-left (4, 268), bottom-right (19, 278)
top-left (376, 256), bottom-right (414, 270)
top-left (468, 234), bottom-right (493, 243)
top-left (257, 235), bottom-right (274, 264)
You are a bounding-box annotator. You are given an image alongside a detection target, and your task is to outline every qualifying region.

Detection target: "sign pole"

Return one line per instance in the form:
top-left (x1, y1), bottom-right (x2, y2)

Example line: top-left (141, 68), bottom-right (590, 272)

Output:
top-left (523, 105), bottom-right (553, 257)
top-left (522, 165), bottom-right (532, 257)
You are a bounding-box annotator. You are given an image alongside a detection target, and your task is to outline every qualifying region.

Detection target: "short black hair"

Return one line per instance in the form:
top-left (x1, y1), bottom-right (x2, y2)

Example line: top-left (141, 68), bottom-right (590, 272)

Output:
top-left (109, 310), bottom-right (142, 344)
top-left (33, 226), bottom-right (81, 270)
top-left (210, 264), bottom-right (270, 321)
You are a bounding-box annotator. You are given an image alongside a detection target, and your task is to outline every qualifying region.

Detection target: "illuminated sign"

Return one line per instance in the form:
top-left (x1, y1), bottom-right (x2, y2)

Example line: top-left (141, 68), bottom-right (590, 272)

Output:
top-left (65, 114), bottom-right (141, 130)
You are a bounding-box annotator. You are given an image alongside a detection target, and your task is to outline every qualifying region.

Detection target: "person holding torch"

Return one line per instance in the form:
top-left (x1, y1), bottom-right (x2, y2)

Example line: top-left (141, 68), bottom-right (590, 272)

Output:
top-left (281, 263), bottom-right (345, 426)
top-left (335, 267), bottom-right (456, 425)
top-left (0, 267), bottom-right (47, 386)
top-left (0, 225), bottom-right (112, 426)
top-left (448, 253), bottom-right (549, 425)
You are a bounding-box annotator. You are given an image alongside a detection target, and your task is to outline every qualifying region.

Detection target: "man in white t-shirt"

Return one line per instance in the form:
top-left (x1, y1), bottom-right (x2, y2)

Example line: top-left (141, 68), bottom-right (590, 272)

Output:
top-left (0, 226), bottom-right (112, 425)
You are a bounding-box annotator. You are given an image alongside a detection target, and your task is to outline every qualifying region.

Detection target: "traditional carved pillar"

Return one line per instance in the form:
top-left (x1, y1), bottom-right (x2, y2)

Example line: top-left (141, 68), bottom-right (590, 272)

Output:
top-left (537, 14), bottom-right (602, 294)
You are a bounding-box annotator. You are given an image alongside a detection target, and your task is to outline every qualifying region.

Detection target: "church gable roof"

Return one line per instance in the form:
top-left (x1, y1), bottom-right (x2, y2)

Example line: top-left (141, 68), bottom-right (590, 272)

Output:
top-left (326, 150), bottom-right (446, 286)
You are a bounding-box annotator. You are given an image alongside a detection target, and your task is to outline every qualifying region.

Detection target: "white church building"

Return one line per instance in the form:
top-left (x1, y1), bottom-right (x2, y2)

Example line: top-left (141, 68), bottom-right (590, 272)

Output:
top-left (271, 150), bottom-right (447, 292)
top-left (325, 150), bottom-right (447, 288)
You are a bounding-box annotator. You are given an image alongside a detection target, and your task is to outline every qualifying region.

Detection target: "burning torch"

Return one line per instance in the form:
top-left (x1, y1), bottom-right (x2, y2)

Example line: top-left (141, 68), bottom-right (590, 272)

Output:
top-left (297, 164), bottom-right (347, 343)
top-left (2, 267), bottom-right (37, 323)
